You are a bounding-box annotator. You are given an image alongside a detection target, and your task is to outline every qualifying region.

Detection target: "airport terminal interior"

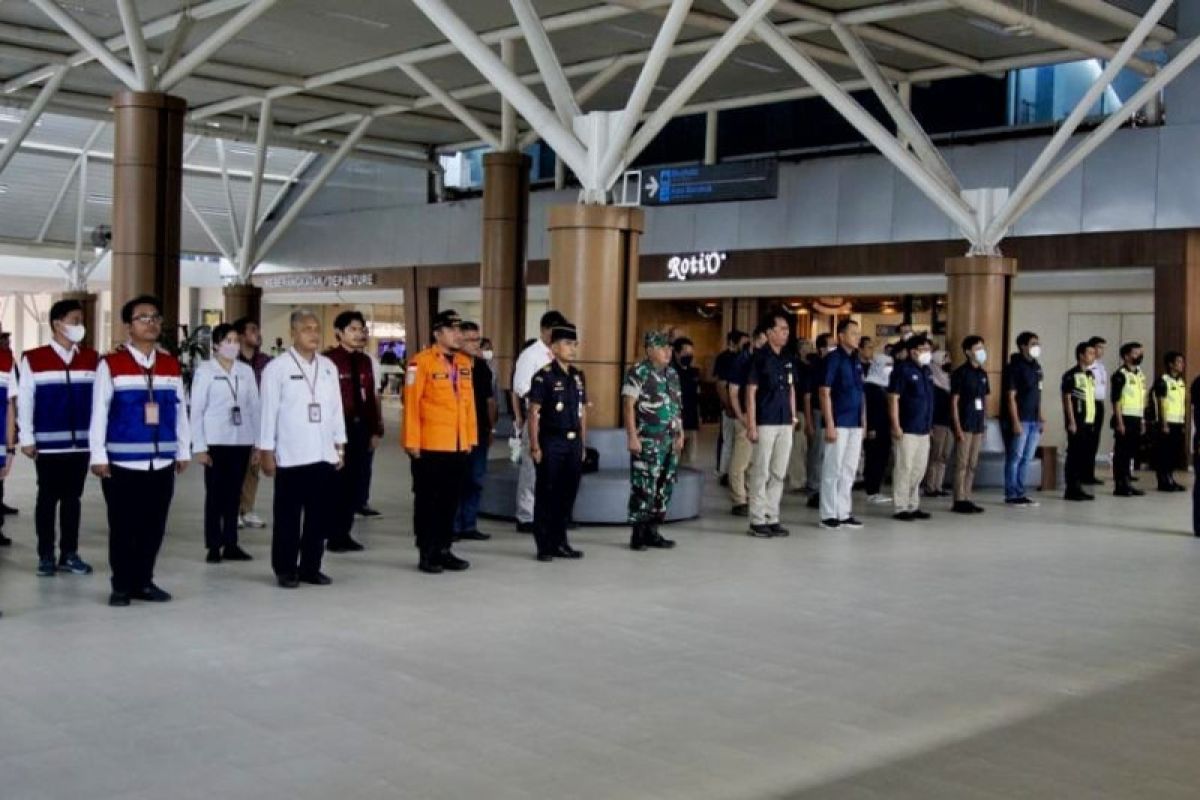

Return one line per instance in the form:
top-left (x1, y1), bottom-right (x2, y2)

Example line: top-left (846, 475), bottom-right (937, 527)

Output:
top-left (2, 1), bottom-right (1200, 798)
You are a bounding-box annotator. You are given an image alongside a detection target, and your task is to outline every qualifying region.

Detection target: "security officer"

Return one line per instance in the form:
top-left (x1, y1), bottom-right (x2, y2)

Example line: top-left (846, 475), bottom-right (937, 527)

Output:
top-left (1111, 341), bottom-right (1148, 497)
top-left (1061, 340), bottom-right (1098, 501)
top-left (950, 335), bottom-right (989, 514)
top-left (1153, 351), bottom-right (1187, 492)
top-left (622, 331), bottom-right (685, 551)
top-left (526, 322), bottom-right (587, 561)
top-left (403, 309), bottom-right (477, 574)
top-left (887, 336), bottom-right (934, 521)
top-left (1085, 336), bottom-right (1109, 485)
top-left (746, 311), bottom-right (797, 537)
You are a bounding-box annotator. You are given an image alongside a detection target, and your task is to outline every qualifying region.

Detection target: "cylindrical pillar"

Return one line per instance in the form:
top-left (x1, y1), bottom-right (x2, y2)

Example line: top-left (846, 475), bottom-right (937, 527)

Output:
top-left (111, 91), bottom-right (186, 348)
top-left (732, 298), bottom-right (760, 335)
top-left (547, 205), bottom-right (644, 428)
top-left (59, 290), bottom-right (99, 351)
top-left (945, 255), bottom-right (1018, 417)
top-left (223, 283), bottom-right (263, 325)
top-left (480, 152), bottom-right (530, 392)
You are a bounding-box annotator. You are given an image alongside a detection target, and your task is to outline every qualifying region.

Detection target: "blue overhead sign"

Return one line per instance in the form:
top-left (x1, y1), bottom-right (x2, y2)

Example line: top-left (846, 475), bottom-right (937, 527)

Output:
top-left (641, 160), bottom-right (777, 206)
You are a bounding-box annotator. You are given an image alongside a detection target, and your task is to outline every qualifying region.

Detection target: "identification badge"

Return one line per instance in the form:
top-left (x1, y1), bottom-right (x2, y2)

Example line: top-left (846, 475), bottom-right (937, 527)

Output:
top-left (231, 406), bottom-right (243, 426)
top-left (974, 398), bottom-right (984, 411)
top-left (144, 401), bottom-right (160, 426)
top-left (787, 373), bottom-right (793, 385)
top-left (555, 401), bottom-right (564, 412)
top-left (308, 403), bottom-right (322, 423)
top-left (1038, 381), bottom-right (1044, 390)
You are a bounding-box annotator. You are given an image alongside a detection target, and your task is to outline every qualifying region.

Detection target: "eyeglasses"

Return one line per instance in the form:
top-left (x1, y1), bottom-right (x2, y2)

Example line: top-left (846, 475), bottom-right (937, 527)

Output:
top-left (132, 314), bottom-right (163, 325)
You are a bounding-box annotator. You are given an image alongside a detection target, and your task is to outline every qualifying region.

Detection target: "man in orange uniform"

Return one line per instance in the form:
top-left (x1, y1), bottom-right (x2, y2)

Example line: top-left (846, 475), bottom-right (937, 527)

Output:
top-left (403, 309), bottom-right (478, 574)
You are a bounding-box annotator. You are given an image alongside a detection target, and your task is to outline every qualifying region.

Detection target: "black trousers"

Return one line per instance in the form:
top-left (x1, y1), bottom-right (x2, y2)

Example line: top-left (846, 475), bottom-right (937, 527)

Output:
top-left (1085, 404), bottom-right (1105, 481)
top-left (1112, 416), bottom-right (1142, 486)
top-left (862, 432), bottom-right (891, 496)
top-left (534, 434), bottom-right (583, 555)
top-left (34, 451), bottom-right (90, 560)
top-left (1155, 423), bottom-right (1186, 486)
top-left (411, 450), bottom-right (468, 558)
top-left (1065, 423), bottom-right (1095, 492)
top-left (203, 446), bottom-right (252, 550)
top-left (331, 424), bottom-right (372, 545)
top-left (102, 465), bottom-right (175, 594)
top-left (272, 462), bottom-right (335, 578)
top-left (1193, 454), bottom-right (1200, 536)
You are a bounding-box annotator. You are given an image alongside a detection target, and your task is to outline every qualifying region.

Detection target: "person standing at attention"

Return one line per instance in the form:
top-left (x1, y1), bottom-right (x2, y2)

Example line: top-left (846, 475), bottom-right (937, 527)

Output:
top-left (818, 319), bottom-right (866, 530)
top-left (950, 336), bottom-right (989, 514)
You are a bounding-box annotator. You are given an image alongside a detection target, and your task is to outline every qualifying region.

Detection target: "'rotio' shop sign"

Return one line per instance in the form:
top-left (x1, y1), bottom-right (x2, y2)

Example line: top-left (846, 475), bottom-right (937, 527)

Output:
top-left (667, 251), bottom-right (726, 282)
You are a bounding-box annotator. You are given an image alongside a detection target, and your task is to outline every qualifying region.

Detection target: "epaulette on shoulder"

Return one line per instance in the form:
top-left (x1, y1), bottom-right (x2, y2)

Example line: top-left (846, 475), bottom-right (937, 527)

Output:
top-left (539, 363), bottom-right (554, 373)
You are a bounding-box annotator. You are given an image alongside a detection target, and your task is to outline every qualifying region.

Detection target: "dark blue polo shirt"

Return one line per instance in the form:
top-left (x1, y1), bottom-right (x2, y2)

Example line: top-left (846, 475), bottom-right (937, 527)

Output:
top-left (950, 363), bottom-right (990, 434)
top-left (728, 350), bottom-right (752, 413)
top-left (1002, 354), bottom-right (1043, 423)
top-left (821, 347), bottom-right (864, 428)
top-left (713, 349), bottom-right (739, 383)
top-left (674, 359), bottom-right (701, 431)
top-left (888, 360), bottom-right (934, 435)
top-left (747, 346), bottom-right (795, 425)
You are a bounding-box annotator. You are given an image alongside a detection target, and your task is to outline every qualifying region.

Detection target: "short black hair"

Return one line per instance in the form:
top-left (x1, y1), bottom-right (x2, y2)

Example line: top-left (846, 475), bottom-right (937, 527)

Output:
top-left (752, 324), bottom-right (767, 338)
top-left (1016, 331), bottom-right (1038, 348)
top-left (1119, 341), bottom-right (1142, 358)
top-left (1075, 341), bottom-right (1094, 360)
top-left (49, 299), bottom-right (82, 323)
top-left (212, 323), bottom-right (236, 345)
top-left (726, 329), bottom-right (747, 345)
top-left (1165, 350), bottom-right (1184, 368)
top-left (480, 337), bottom-right (492, 348)
top-left (121, 294), bottom-right (161, 324)
top-left (961, 335), bottom-right (984, 353)
top-left (908, 335), bottom-right (930, 351)
top-left (759, 311), bottom-right (788, 333)
top-left (836, 319), bottom-right (859, 335)
top-left (1088, 336), bottom-right (1107, 347)
top-left (521, 338), bottom-right (537, 350)
top-left (232, 317), bottom-right (258, 335)
top-left (815, 333), bottom-right (830, 349)
top-left (333, 310), bottom-right (365, 331)
top-left (859, 336), bottom-right (873, 347)
top-left (672, 337), bottom-right (694, 352)
top-left (540, 310), bottom-right (567, 330)
top-left (460, 321), bottom-right (480, 333)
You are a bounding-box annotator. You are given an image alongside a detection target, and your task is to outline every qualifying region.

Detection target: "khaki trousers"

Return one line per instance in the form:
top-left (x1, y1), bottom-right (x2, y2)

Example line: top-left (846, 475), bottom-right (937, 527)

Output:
top-left (923, 425), bottom-right (954, 494)
top-left (749, 425), bottom-right (793, 525)
top-left (953, 432), bottom-right (985, 502)
top-left (239, 462), bottom-right (260, 515)
top-left (728, 419), bottom-right (753, 506)
top-left (787, 425), bottom-right (808, 490)
top-left (893, 433), bottom-right (931, 513)
top-left (681, 429), bottom-right (699, 467)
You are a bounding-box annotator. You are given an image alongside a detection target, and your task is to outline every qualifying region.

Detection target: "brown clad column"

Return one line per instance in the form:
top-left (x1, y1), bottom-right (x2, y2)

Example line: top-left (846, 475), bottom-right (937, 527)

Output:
top-left (547, 205), bottom-right (644, 428)
top-left (480, 152), bottom-right (530, 392)
top-left (1155, 231), bottom-right (1200, 381)
top-left (111, 92), bottom-right (186, 348)
top-left (945, 255), bottom-right (1017, 417)
top-left (59, 290), bottom-right (98, 350)
top-left (223, 283), bottom-right (263, 324)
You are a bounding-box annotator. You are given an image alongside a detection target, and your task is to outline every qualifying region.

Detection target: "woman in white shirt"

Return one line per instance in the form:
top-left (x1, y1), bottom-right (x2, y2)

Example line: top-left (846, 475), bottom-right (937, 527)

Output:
top-left (191, 323), bottom-right (261, 563)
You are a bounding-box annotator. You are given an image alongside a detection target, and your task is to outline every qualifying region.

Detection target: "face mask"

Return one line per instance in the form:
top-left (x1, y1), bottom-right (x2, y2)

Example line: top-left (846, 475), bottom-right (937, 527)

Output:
top-left (901, 332), bottom-right (912, 341)
top-left (217, 342), bottom-right (240, 360)
top-left (917, 351), bottom-right (933, 366)
top-left (679, 355), bottom-right (694, 367)
top-left (61, 323), bottom-right (86, 344)
top-left (481, 350), bottom-right (494, 361)
top-left (974, 349), bottom-right (988, 365)
top-left (1133, 355), bottom-right (1143, 366)
top-left (1028, 345), bottom-right (1042, 359)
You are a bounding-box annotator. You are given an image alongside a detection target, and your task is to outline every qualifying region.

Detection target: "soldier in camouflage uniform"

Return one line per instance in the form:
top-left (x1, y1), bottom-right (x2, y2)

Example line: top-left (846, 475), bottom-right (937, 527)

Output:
top-left (622, 331), bottom-right (686, 551)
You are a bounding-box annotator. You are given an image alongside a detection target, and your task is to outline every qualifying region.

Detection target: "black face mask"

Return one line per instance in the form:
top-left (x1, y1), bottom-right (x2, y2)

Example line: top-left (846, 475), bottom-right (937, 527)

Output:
top-left (679, 355), bottom-right (694, 367)
top-left (741, 343), bottom-right (751, 353)
top-left (1133, 355), bottom-right (1144, 366)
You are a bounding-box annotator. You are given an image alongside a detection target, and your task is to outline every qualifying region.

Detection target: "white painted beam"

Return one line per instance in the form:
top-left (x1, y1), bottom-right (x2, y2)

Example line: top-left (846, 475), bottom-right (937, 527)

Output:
top-left (115, 0), bottom-right (153, 91)
top-left (159, 0), bottom-right (279, 91)
top-left (398, 64), bottom-right (502, 151)
top-left (0, 64), bottom-right (69, 176)
top-left (26, 0), bottom-right (140, 90)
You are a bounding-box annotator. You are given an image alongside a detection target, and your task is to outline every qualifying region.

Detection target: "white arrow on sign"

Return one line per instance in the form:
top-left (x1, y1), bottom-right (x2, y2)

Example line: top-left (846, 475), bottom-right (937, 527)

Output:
top-left (645, 175), bottom-right (659, 198)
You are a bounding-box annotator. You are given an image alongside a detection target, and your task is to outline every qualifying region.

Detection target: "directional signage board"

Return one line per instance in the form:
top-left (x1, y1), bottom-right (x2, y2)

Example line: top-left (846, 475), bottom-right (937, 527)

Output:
top-left (640, 160), bottom-right (777, 207)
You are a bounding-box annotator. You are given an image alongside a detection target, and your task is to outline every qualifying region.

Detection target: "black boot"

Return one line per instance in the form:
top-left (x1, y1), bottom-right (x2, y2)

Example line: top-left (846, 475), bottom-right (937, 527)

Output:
top-left (630, 523), bottom-right (648, 551)
top-left (647, 516), bottom-right (675, 549)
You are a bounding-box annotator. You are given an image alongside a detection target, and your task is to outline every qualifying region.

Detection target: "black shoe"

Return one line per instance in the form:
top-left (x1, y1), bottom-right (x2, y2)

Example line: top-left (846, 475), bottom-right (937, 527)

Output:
top-left (108, 591), bottom-right (131, 607)
top-left (1, 503), bottom-right (17, 515)
top-left (893, 511), bottom-right (914, 521)
top-left (298, 571), bottom-right (332, 586)
top-left (719, 474), bottom-right (729, 487)
top-left (326, 537), bottom-right (365, 553)
top-left (439, 551), bottom-right (470, 571)
top-left (806, 494), bottom-right (820, 509)
top-left (223, 544), bottom-right (253, 561)
top-left (952, 501), bottom-right (975, 514)
top-left (133, 584), bottom-right (172, 602)
top-left (1171, 483), bottom-right (1188, 493)
top-left (553, 544), bottom-right (583, 559)
top-left (535, 552), bottom-right (555, 562)
top-left (969, 502), bottom-right (986, 514)
top-left (1114, 485), bottom-right (1136, 497)
top-left (515, 521), bottom-right (535, 534)
top-left (747, 524), bottom-right (774, 538)
top-left (768, 523), bottom-right (790, 537)
top-left (1064, 489), bottom-right (1093, 501)
top-left (818, 518), bottom-right (841, 530)
top-left (911, 510), bottom-right (931, 520)
top-left (418, 556), bottom-right (444, 574)
top-left (277, 574), bottom-right (300, 588)
top-left (1082, 478), bottom-right (1103, 486)
top-left (1129, 487), bottom-right (1146, 496)
top-left (630, 524), bottom-right (648, 551)
top-left (840, 517), bottom-right (865, 529)
top-left (731, 504), bottom-right (749, 517)
top-left (356, 506), bottom-right (382, 518)
top-left (206, 548), bottom-right (222, 564)
top-left (646, 528), bottom-right (676, 548)
top-left (0, 532), bottom-right (11, 547)
top-left (455, 529), bottom-right (491, 541)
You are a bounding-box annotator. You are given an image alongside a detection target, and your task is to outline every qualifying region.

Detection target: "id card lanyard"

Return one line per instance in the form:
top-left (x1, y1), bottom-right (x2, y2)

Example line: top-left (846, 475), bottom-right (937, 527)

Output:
top-left (220, 365), bottom-right (242, 426)
top-left (288, 349), bottom-right (322, 423)
top-left (142, 359), bottom-right (160, 427)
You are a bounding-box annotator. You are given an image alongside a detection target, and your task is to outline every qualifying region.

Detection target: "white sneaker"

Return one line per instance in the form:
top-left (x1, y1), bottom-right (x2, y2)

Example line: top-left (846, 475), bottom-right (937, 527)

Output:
top-left (867, 494), bottom-right (892, 505)
top-left (242, 512), bottom-right (267, 528)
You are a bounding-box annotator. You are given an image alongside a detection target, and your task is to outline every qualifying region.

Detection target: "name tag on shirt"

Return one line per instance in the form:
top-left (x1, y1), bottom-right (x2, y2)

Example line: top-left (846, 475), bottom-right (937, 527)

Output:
top-left (1038, 381), bottom-right (1044, 390)
top-left (231, 406), bottom-right (242, 426)
top-left (308, 403), bottom-right (322, 423)
top-left (974, 398), bottom-right (983, 411)
top-left (145, 402), bottom-right (160, 426)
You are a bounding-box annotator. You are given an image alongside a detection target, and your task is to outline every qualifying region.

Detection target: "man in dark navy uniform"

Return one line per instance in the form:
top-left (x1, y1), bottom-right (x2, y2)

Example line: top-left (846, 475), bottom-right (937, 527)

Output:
top-left (527, 323), bottom-right (587, 562)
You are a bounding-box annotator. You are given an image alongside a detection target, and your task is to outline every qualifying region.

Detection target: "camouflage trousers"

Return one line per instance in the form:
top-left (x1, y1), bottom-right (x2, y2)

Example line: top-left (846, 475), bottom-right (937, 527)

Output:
top-left (628, 435), bottom-right (678, 523)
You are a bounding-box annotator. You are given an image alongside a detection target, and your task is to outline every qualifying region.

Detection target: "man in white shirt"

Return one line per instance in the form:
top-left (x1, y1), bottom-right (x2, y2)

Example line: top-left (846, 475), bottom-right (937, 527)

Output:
top-left (509, 310), bottom-right (567, 532)
top-left (258, 309), bottom-right (347, 589)
top-left (90, 295), bottom-right (190, 608)
top-left (1085, 336), bottom-right (1108, 485)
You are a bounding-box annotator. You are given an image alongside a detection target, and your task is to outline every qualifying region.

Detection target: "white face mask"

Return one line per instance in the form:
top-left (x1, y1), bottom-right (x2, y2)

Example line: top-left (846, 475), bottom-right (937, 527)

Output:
top-left (974, 348), bottom-right (988, 366)
top-left (481, 350), bottom-right (494, 361)
top-left (917, 351), bottom-right (933, 366)
top-left (882, 366), bottom-right (894, 378)
top-left (61, 323), bottom-right (86, 344)
top-left (1029, 345), bottom-right (1042, 359)
top-left (217, 342), bottom-right (240, 360)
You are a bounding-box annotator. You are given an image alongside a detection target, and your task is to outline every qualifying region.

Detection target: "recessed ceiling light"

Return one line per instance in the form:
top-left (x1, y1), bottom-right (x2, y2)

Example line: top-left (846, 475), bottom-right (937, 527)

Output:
top-left (320, 10), bottom-right (391, 29)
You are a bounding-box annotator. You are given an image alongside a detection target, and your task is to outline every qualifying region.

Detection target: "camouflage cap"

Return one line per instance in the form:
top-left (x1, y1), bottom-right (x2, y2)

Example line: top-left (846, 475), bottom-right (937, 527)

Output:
top-left (643, 330), bottom-right (670, 348)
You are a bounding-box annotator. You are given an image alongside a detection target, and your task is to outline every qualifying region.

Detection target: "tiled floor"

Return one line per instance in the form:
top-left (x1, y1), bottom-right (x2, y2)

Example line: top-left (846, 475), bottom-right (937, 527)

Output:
top-left (1, 433), bottom-right (1199, 799)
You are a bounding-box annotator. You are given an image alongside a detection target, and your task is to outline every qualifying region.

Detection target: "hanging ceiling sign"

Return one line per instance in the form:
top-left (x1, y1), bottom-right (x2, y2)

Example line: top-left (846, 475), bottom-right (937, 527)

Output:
top-left (642, 160), bottom-right (777, 206)
top-left (667, 251), bottom-right (727, 281)
top-left (262, 272), bottom-right (377, 290)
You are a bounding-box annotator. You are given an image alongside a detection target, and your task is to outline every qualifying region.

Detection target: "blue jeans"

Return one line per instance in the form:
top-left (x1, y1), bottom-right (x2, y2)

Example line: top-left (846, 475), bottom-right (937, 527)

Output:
top-left (1004, 421), bottom-right (1041, 500)
top-left (454, 443), bottom-right (490, 533)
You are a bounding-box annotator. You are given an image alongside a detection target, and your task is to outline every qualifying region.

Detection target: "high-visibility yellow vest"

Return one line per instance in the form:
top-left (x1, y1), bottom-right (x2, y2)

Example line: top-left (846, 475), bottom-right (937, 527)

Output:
top-left (1115, 367), bottom-right (1146, 417)
top-left (1073, 370), bottom-right (1096, 425)
top-left (1161, 374), bottom-right (1186, 424)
